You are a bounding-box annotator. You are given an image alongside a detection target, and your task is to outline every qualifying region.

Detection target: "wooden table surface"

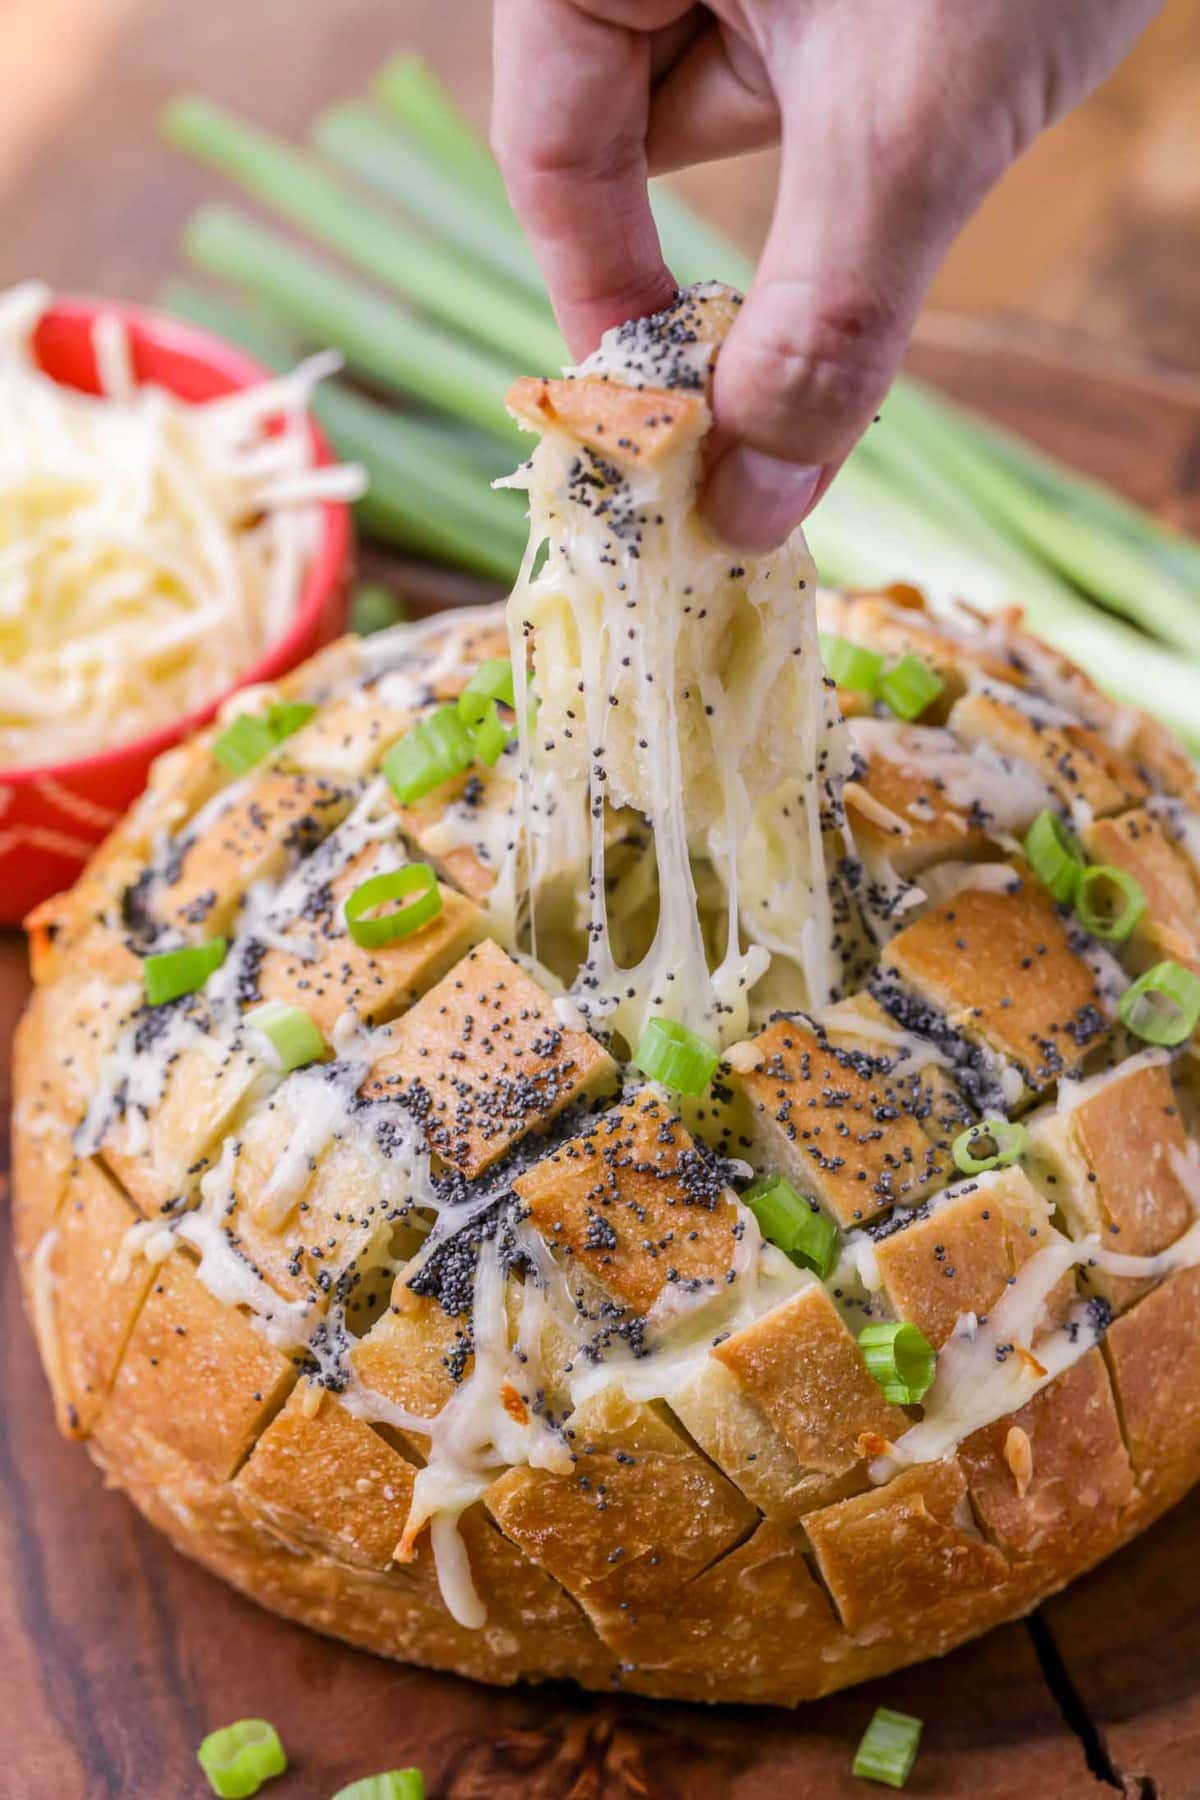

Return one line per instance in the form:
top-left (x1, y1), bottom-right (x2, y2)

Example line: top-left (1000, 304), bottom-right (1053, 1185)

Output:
top-left (4, 4), bottom-right (1200, 1798)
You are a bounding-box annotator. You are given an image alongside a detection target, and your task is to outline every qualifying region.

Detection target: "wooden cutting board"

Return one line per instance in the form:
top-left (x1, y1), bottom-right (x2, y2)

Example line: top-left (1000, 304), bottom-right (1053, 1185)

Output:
top-left (5, 2), bottom-right (1200, 1790)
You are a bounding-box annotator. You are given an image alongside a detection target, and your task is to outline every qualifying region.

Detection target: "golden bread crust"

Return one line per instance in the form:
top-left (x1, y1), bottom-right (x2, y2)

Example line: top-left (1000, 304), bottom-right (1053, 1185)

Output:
top-left (12, 590), bottom-right (1200, 1708)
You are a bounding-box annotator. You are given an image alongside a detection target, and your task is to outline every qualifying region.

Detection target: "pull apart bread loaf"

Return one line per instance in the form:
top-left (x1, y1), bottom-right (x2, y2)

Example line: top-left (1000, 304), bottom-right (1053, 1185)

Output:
top-left (14, 283), bottom-right (1200, 1706)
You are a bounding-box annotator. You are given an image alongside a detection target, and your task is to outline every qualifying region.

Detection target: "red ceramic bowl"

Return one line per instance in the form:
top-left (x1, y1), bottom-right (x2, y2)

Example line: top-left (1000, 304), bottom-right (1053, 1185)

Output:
top-left (0, 297), bottom-right (353, 925)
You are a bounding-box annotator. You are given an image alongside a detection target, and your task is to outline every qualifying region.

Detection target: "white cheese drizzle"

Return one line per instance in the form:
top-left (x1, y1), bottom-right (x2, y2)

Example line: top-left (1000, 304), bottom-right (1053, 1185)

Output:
top-left (503, 283), bottom-right (852, 1051)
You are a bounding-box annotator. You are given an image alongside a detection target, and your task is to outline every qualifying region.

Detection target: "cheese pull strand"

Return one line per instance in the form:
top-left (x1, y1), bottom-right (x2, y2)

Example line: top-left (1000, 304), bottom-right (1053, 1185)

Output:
top-left (503, 282), bottom-right (852, 1051)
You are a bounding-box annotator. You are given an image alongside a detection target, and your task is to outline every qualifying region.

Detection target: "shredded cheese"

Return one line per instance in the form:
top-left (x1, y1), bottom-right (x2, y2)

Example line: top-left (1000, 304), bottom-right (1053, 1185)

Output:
top-left (0, 281), bottom-right (363, 767)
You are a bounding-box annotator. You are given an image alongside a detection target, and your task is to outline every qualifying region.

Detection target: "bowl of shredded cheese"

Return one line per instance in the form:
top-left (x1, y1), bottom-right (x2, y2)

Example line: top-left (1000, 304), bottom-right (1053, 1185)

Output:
top-left (0, 282), bottom-right (361, 922)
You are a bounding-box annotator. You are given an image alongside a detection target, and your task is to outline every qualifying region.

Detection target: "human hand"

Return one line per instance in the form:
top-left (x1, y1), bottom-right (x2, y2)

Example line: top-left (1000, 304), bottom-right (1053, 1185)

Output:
top-left (492, 0), bottom-right (1160, 548)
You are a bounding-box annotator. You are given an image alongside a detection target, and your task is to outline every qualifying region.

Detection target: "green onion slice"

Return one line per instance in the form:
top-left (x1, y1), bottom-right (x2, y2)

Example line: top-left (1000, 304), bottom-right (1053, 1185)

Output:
top-left (632, 1016), bottom-right (719, 1097)
top-left (1075, 863), bottom-right (1147, 941)
top-left (877, 652), bottom-right (944, 721)
top-left (1024, 809), bottom-right (1086, 903)
top-left (852, 1707), bottom-right (923, 1789)
top-left (383, 704), bottom-right (474, 805)
top-left (819, 632), bottom-right (884, 696)
top-left (458, 656), bottom-right (536, 761)
top-left (197, 1718), bottom-right (287, 1798)
top-left (745, 1175), bottom-right (840, 1279)
top-left (244, 1000), bottom-right (327, 1072)
top-left (459, 657), bottom-right (516, 711)
top-left (213, 701), bottom-right (316, 773)
top-left (858, 1320), bottom-right (936, 1406)
top-left (951, 1118), bottom-right (1029, 1176)
top-left (344, 864), bottom-right (443, 948)
top-left (331, 1771), bottom-right (425, 1800)
top-left (144, 938), bottom-right (227, 1006)
top-left (1118, 959), bottom-right (1200, 1047)
top-left (457, 689), bottom-right (511, 765)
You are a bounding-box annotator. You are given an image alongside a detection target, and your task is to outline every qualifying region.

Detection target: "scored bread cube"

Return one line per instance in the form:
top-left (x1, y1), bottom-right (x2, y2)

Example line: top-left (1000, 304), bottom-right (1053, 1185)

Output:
top-left (102, 1252), bottom-right (297, 1482)
top-left (37, 1159), bottom-right (156, 1438)
top-left (1082, 809), bottom-right (1200, 976)
top-left (156, 770), bottom-right (354, 935)
top-left (669, 1357), bottom-right (853, 1526)
top-left (950, 689), bottom-right (1147, 817)
top-left (599, 1519), bottom-right (849, 1705)
top-left (1025, 1057), bottom-right (1194, 1309)
top-left (234, 1385), bottom-right (417, 1571)
top-left (1103, 1262), bottom-right (1200, 1520)
top-left (507, 375), bottom-right (709, 469)
top-left (711, 1283), bottom-right (909, 1496)
top-left (804, 1457), bottom-right (1012, 1648)
top-left (484, 1385), bottom-right (756, 1625)
top-left (219, 1081), bottom-right (427, 1318)
top-left (361, 940), bottom-right (616, 1178)
top-left (845, 720), bottom-right (1050, 877)
top-left (103, 1032), bottom-right (272, 1217)
top-left (390, 768), bottom-right (518, 904)
top-left (870, 1166), bottom-right (1065, 1350)
top-left (880, 867), bottom-right (1110, 1099)
top-left (283, 692), bottom-right (417, 782)
top-left (513, 1090), bottom-right (742, 1316)
top-left (255, 844), bottom-right (483, 1034)
top-left (816, 992), bottom-right (973, 1162)
top-left (730, 1011), bottom-right (950, 1227)
top-left (1126, 713), bottom-right (1200, 807)
top-left (959, 1349), bottom-right (1132, 1576)
top-left (352, 1270), bottom-right (474, 1456)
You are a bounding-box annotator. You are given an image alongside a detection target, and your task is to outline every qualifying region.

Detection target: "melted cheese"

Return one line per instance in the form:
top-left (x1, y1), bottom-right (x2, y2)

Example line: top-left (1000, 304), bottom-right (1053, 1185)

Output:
top-left (503, 283), bottom-right (851, 1050)
top-left (876, 1159), bottom-right (1200, 1479)
top-left (0, 281), bottom-right (363, 767)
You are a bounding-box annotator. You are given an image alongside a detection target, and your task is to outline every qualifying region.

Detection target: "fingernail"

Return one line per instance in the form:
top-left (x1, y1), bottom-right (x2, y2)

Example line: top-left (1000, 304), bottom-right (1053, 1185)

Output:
top-left (702, 447), bottom-right (824, 551)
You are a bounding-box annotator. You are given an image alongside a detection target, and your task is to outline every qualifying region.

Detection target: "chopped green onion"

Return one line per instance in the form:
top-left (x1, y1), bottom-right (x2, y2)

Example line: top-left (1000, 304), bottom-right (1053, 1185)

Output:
top-left (244, 1000), bottom-right (327, 1072)
top-left (213, 701), bottom-right (316, 774)
top-left (144, 938), bottom-right (227, 1006)
top-left (858, 1320), bottom-right (936, 1406)
top-left (819, 632), bottom-right (885, 696)
top-left (344, 864), bottom-right (442, 949)
top-left (458, 656), bottom-right (536, 757)
top-left (744, 1176), bottom-right (839, 1279)
top-left (877, 653), bottom-right (944, 721)
top-left (267, 701), bottom-right (316, 739)
top-left (331, 1773), bottom-right (425, 1800)
top-left (460, 657), bottom-right (517, 710)
top-left (213, 712), bottom-right (277, 774)
top-left (383, 706), bottom-right (475, 804)
top-left (458, 692), bottom-right (510, 765)
top-left (1023, 809), bottom-right (1085, 903)
top-left (952, 1118), bottom-right (1028, 1175)
top-left (197, 1718), bottom-right (287, 1798)
top-left (350, 582), bottom-right (408, 636)
top-left (1118, 960), bottom-right (1200, 1047)
top-left (633, 1017), bottom-right (719, 1096)
top-left (852, 1707), bottom-right (923, 1789)
top-left (1075, 864), bottom-right (1147, 941)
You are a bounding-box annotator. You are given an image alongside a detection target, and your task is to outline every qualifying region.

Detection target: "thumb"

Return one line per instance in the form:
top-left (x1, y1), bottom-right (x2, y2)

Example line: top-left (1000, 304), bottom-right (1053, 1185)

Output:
top-left (704, 101), bottom-right (993, 550)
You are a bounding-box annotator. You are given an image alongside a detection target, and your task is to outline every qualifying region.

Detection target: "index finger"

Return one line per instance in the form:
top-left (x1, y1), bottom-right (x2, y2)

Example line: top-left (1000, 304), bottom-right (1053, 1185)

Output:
top-left (491, 0), bottom-right (678, 359)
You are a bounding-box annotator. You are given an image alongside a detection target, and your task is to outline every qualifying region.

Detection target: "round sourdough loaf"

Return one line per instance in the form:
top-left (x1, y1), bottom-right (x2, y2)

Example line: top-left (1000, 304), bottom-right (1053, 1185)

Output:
top-left (12, 594), bottom-right (1200, 1706)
